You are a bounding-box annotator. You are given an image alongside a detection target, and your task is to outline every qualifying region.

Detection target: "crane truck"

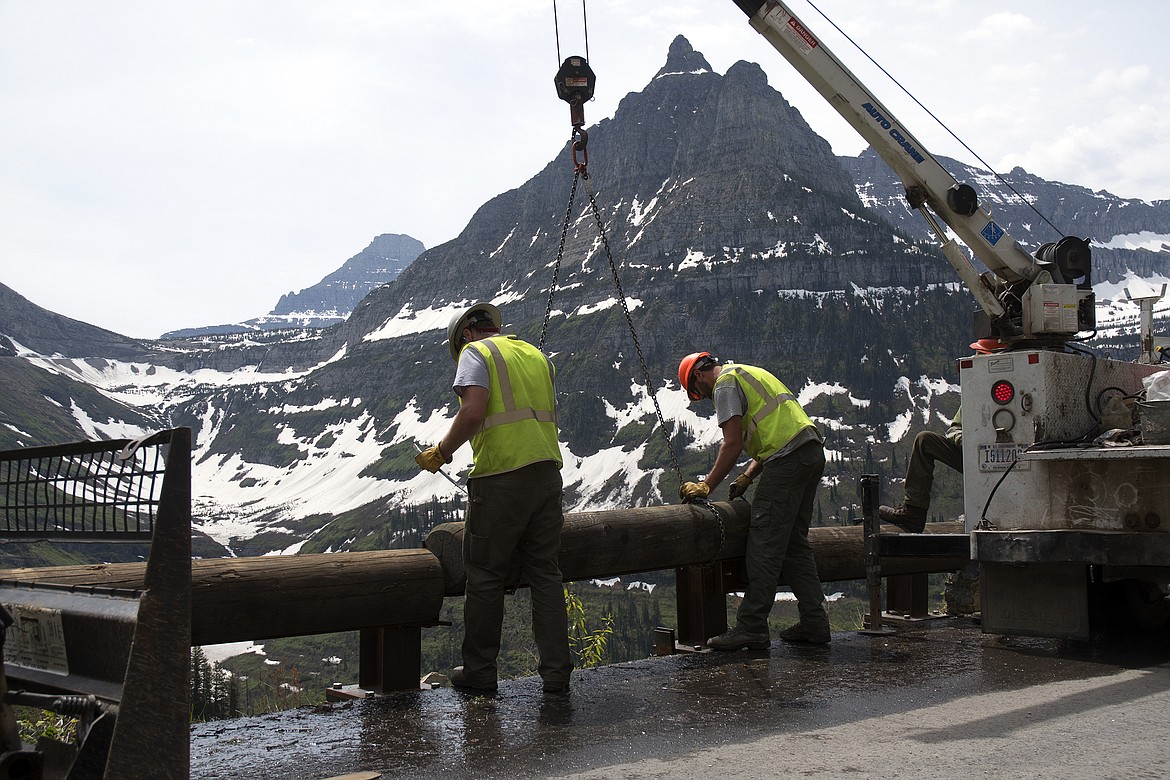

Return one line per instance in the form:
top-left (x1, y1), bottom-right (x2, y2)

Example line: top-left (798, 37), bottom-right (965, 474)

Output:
top-left (731, 0), bottom-right (1170, 639)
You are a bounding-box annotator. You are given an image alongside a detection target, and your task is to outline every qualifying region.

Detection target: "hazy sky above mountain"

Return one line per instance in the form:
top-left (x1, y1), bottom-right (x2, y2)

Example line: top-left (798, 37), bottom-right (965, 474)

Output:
top-left (3, 0), bottom-right (1169, 339)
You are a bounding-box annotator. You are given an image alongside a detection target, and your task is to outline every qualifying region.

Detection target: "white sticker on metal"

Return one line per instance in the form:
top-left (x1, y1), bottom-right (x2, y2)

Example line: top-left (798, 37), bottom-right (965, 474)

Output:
top-left (7, 604), bottom-right (69, 675)
top-left (770, 9), bottom-right (818, 54)
top-left (986, 356), bottom-right (1015, 373)
top-left (978, 442), bottom-right (1031, 472)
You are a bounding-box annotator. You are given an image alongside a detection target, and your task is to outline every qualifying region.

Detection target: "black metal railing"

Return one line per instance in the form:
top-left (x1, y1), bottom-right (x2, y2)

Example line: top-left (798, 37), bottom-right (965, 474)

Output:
top-left (0, 431), bottom-right (175, 540)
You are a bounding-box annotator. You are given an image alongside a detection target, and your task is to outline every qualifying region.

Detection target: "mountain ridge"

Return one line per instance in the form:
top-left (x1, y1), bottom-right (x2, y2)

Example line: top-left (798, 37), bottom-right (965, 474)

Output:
top-left (159, 233), bottom-right (424, 339)
top-left (2, 35), bottom-right (1168, 561)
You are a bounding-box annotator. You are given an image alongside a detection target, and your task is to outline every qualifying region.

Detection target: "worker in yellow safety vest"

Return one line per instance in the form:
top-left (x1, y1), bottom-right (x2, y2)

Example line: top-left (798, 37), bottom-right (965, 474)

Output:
top-left (677, 352), bottom-right (831, 650)
top-left (416, 302), bottom-right (572, 694)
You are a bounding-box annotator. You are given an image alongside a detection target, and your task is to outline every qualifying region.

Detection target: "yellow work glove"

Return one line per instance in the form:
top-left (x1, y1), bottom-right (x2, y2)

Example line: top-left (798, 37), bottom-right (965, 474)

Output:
top-left (729, 473), bottom-right (753, 500)
top-left (679, 481), bottom-right (711, 502)
top-left (415, 444), bottom-right (450, 473)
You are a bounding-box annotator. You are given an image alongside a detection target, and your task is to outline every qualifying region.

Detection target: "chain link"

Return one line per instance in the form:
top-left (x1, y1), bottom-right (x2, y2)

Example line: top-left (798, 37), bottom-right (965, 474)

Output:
top-left (540, 169), bottom-right (581, 352)
top-left (541, 140), bottom-right (684, 494)
top-left (692, 498), bottom-right (728, 565)
top-left (580, 173), bottom-right (683, 489)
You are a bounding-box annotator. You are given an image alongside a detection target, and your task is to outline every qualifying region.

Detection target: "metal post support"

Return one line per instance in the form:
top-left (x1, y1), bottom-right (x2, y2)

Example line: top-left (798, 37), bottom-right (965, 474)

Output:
top-left (652, 627), bottom-right (677, 657)
top-left (674, 564), bottom-right (727, 651)
top-left (859, 474), bottom-right (895, 636)
top-left (359, 626), bottom-right (422, 692)
top-left (105, 427), bottom-right (192, 780)
top-left (885, 573), bottom-right (930, 617)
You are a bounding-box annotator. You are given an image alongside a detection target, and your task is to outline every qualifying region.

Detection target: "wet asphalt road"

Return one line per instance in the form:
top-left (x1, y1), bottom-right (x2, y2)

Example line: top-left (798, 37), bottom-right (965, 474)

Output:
top-left (190, 618), bottom-right (1170, 779)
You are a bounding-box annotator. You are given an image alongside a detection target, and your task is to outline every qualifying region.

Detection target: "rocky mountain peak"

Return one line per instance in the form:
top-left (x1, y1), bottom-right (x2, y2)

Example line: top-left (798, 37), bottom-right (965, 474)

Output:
top-left (158, 233), bottom-right (424, 339)
top-left (271, 232), bottom-right (423, 317)
top-left (654, 35), bottom-right (713, 79)
top-left (724, 58), bottom-right (769, 89)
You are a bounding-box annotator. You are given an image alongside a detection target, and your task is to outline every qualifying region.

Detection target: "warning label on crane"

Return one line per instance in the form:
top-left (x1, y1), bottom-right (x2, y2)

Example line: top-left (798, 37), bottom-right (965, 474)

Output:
top-left (769, 8), bottom-right (818, 54)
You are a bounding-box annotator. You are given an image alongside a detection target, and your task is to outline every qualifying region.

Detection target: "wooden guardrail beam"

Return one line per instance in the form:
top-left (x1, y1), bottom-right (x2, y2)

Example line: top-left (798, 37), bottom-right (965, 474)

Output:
top-left (0, 549), bottom-right (444, 646)
top-left (0, 505), bottom-right (967, 643)
top-left (424, 501), bottom-right (967, 595)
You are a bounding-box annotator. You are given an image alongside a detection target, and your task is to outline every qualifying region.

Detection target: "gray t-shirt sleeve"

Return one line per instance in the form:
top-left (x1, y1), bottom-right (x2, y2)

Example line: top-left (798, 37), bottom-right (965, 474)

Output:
top-left (714, 381), bottom-right (747, 426)
top-left (452, 347), bottom-right (490, 397)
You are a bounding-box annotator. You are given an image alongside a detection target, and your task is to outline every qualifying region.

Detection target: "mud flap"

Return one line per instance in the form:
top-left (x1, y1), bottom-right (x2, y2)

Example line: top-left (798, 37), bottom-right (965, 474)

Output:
top-left (980, 562), bottom-right (1089, 640)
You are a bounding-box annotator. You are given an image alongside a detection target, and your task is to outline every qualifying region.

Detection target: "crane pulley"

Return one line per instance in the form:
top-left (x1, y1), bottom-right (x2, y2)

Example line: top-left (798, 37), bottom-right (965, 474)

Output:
top-left (554, 56), bottom-right (596, 171)
top-left (554, 56), bottom-right (595, 131)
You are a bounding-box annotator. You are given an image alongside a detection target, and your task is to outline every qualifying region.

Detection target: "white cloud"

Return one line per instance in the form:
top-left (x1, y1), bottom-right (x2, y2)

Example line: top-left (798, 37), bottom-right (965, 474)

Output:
top-left (1089, 65), bottom-right (1152, 94)
top-left (962, 12), bottom-right (1039, 40)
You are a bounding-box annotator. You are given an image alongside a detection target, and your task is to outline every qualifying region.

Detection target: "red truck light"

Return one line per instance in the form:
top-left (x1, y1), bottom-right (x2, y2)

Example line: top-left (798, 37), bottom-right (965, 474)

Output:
top-left (991, 380), bottom-right (1015, 405)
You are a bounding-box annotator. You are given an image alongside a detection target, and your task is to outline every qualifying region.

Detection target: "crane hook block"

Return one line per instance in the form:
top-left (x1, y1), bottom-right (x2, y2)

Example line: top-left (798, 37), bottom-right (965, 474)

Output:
top-left (555, 56), bottom-right (596, 129)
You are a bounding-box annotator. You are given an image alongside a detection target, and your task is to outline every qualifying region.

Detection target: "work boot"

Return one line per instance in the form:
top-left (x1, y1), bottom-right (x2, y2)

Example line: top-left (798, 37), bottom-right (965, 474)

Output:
top-left (543, 678), bottom-right (571, 695)
top-left (706, 626), bottom-right (770, 651)
top-left (878, 503), bottom-right (927, 533)
top-left (450, 666), bottom-right (497, 693)
top-left (778, 622), bottom-right (831, 644)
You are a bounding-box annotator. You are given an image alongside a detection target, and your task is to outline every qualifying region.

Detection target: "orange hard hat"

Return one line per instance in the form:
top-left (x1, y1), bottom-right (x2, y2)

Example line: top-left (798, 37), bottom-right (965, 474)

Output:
top-left (678, 351), bottom-right (716, 401)
top-left (970, 338), bottom-right (1008, 355)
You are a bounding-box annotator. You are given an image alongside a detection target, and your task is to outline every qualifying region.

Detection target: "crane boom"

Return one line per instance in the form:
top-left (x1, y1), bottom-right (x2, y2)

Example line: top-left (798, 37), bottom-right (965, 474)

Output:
top-left (732, 0), bottom-right (1095, 342)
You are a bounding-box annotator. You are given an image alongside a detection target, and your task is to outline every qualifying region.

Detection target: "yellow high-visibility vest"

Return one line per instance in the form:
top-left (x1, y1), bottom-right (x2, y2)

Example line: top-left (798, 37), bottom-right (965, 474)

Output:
top-left (463, 335), bottom-right (561, 478)
top-left (715, 364), bottom-right (815, 461)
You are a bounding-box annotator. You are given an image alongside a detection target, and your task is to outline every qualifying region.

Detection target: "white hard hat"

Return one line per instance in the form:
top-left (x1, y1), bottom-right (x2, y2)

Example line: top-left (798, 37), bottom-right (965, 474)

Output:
top-left (446, 302), bottom-right (501, 361)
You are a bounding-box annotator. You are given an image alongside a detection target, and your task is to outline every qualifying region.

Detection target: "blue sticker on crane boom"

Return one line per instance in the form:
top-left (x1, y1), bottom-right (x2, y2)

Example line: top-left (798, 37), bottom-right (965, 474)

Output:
top-left (981, 220), bottom-right (1005, 246)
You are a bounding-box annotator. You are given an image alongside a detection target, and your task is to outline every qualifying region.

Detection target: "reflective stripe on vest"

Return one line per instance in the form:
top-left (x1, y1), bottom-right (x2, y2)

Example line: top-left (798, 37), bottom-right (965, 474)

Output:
top-left (478, 337), bottom-right (558, 430)
top-left (716, 364), bottom-right (814, 461)
top-left (465, 336), bottom-right (561, 477)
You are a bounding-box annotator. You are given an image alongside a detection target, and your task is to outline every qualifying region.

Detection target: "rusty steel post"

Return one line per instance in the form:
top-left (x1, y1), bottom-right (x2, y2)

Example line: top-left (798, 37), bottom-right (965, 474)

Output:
top-left (674, 564), bottom-right (727, 651)
top-left (886, 573), bottom-right (930, 617)
top-left (859, 474), bottom-right (894, 636)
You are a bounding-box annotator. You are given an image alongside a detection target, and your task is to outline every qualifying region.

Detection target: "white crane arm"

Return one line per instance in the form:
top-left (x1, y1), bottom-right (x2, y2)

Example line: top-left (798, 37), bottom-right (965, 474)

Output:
top-left (733, 0), bottom-right (1060, 319)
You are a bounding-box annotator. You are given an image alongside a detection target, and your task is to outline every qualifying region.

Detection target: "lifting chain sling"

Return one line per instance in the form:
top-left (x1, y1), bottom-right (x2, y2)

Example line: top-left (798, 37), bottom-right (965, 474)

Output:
top-left (543, 4), bottom-right (724, 558)
top-left (542, 46), bottom-right (688, 502)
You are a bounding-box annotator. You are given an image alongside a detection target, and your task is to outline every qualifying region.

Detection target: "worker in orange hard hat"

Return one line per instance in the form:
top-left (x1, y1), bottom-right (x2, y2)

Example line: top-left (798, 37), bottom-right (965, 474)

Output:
top-left (879, 338), bottom-right (1004, 532)
top-left (676, 351), bottom-right (831, 650)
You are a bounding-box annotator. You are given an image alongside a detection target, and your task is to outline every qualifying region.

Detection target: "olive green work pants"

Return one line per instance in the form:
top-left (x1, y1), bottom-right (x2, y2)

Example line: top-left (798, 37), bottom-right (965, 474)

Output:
top-left (736, 440), bottom-right (829, 635)
top-left (902, 431), bottom-right (963, 510)
top-left (462, 460), bottom-right (572, 687)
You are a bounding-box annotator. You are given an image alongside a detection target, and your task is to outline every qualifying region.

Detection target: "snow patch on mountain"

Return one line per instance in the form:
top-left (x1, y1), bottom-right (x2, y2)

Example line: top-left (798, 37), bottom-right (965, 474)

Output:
top-left (69, 401), bottom-right (151, 441)
top-left (1095, 231), bottom-right (1170, 252)
top-left (365, 300), bottom-right (473, 342)
top-left (576, 297), bottom-right (642, 317)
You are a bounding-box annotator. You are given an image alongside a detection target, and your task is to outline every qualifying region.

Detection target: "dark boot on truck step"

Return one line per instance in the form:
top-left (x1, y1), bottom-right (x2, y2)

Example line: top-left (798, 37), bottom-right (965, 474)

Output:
top-left (878, 504), bottom-right (927, 533)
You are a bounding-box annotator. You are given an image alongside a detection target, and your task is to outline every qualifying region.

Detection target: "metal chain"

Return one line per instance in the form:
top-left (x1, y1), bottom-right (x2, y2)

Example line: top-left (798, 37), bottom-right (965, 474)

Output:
top-left (539, 168), bottom-right (581, 352)
top-left (579, 172), bottom-right (683, 488)
top-left (693, 498), bottom-right (728, 566)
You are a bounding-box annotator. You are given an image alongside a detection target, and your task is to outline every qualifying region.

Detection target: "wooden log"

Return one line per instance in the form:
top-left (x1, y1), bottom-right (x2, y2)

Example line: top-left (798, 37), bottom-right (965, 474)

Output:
top-left (0, 506), bottom-right (966, 643)
top-left (425, 502), bottom-right (732, 595)
top-left (424, 502), bottom-right (968, 595)
top-left (0, 549), bottom-right (444, 646)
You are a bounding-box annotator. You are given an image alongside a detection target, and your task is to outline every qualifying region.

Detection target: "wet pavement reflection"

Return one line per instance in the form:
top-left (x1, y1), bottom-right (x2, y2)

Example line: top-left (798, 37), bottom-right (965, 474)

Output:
top-left (190, 618), bottom-right (1170, 779)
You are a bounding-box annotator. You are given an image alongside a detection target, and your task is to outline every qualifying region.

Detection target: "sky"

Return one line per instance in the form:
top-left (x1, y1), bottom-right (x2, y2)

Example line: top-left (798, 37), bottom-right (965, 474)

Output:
top-left (4, 0), bottom-right (1170, 339)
